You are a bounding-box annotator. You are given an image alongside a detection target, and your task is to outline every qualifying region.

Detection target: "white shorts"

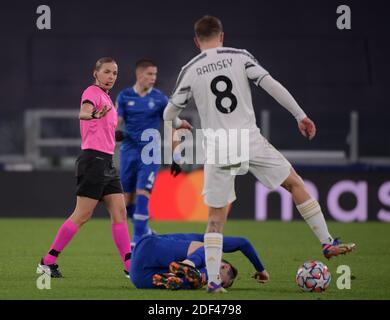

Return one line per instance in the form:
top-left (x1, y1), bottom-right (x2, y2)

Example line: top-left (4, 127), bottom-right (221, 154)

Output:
top-left (203, 135), bottom-right (292, 208)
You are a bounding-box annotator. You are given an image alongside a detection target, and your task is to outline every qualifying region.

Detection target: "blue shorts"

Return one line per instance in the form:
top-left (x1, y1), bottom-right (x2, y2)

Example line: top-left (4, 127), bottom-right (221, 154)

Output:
top-left (120, 146), bottom-right (159, 193)
top-left (129, 235), bottom-right (191, 289)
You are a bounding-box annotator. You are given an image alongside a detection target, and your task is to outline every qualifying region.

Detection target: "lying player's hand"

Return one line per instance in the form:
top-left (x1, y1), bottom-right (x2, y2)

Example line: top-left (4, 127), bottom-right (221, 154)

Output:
top-left (115, 130), bottom-right (125, 142)
top-left (179, 120), bottom-right (193, 130)
top-left (170, 162), bottom-right (182, 177)
top-left (252, 270), bottom-right (269, 284)
top-left (298, 117), bottom-right (316, 140)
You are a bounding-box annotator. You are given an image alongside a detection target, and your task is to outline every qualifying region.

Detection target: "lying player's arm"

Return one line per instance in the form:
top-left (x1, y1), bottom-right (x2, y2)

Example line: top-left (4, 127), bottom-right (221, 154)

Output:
top-left (259, 75), bottom-right (316, 140)
top-left (223, 236), bottom-right (269, 283)
top-left (79, 102), bottom-right (111, 120)
top-left (222, 236), bottom-right (265, 272)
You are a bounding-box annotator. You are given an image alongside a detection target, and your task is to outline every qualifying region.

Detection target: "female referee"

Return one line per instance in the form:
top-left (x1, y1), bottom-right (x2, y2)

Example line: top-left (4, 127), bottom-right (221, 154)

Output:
top-left (37, 57), bottom-right (132, 278)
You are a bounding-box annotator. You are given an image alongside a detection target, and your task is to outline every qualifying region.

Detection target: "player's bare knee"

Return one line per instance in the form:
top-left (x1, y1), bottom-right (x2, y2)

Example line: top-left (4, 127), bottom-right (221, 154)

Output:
top-left (206, 219), bottom-right (225, 233)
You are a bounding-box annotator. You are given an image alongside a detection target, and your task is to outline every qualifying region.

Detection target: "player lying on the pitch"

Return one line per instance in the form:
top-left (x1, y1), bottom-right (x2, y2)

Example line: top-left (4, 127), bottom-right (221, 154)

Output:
top-left (129, 233), bottom-right (268, 289)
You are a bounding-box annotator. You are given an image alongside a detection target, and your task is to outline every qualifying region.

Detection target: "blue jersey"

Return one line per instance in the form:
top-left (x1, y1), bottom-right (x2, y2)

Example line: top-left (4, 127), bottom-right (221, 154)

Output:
top-left (129, 233), bottom-right (264, 289)
top-left (116, 87), bottom-right (168, 149)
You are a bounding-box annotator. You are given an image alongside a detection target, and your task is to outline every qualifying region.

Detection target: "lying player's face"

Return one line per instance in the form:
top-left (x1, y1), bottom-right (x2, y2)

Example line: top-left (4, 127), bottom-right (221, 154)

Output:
top-left (220, 262), bottom-right (234, 288)
top-left (137, 66), bottom-right (157, 89)
top-left (94, 62), bottom-right (118, 91)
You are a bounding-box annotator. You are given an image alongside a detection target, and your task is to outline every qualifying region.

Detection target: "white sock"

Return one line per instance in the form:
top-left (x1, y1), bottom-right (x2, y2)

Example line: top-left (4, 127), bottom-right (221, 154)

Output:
top-left (204, 233), bottom-right (223, 286)
top-left (296, 199), bottom-right (333, 245)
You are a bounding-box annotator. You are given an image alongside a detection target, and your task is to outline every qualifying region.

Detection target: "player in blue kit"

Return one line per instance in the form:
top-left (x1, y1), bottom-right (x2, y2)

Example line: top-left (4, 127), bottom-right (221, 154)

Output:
top-left (129, 233), bottom-right (269, 290)
top-left (116, 59), bottom-right (187, 247)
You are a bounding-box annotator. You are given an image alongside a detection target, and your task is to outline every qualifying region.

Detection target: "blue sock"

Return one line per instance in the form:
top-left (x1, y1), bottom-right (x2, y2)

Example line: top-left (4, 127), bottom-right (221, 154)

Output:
top-left (187, 247), bottom-right (205, 268)
top-left (126, 203), bottom-right (135, 219)
top-left (132, 195), bottom-right (149, 244)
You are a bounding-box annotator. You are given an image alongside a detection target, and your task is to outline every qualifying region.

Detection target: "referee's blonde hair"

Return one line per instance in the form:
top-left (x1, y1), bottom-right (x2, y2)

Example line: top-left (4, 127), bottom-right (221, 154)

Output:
top-left (93, 57), bottom-right (117, 79)
top-left (94, 57), bottom-right (117, 71)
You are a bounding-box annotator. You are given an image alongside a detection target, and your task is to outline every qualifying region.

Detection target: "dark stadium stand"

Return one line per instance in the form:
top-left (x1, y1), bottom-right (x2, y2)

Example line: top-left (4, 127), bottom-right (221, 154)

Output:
top-left (0, 0), bottom-right (388, 157)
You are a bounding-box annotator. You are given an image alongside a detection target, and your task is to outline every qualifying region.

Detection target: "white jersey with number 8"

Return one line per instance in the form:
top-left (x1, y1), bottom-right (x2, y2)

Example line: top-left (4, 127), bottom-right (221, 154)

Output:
top-left (170, 47), bottom-right (268, 135)
top-left (169, 47), bottom-right (293, 206)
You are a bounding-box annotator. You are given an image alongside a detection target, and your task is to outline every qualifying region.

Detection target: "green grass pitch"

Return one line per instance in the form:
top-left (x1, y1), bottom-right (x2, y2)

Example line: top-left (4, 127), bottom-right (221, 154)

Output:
top-left (0, 218), bottom-right (389, 300)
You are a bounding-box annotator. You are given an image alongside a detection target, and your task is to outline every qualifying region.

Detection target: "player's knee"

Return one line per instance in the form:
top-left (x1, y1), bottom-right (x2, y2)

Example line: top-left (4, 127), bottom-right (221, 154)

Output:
top-left (206, 219), bottom-right (225, 233)
top-left (207, 207), bottom-right (228, 231)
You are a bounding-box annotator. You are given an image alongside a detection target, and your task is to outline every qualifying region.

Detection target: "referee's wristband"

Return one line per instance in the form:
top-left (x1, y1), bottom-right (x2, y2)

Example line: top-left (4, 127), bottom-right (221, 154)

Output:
top-left (91, 110), bottom-right (98, 119)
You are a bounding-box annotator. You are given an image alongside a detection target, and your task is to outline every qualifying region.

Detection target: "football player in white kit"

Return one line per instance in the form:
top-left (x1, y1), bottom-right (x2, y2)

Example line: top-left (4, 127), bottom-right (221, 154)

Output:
top-left (164, 15), bottom-right (355, 293)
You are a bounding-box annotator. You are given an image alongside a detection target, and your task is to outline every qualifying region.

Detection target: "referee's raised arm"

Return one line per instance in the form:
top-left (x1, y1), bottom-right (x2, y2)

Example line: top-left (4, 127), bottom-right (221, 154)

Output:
top-left (79, 102), bottom-right (111, 120)
top-left (37, 57), bottom-right (133, 280)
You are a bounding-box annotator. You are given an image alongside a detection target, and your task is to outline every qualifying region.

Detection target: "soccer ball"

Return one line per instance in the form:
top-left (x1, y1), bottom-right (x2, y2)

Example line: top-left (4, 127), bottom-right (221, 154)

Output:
top-left (296, 260), bottom-right (331, 292)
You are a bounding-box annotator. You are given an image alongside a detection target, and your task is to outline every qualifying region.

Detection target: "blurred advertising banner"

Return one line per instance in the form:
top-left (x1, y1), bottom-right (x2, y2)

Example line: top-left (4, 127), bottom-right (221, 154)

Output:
top-left (0, 169), bottom-right (389, 221)
top-left (150, 169), bottom-right (390, 222)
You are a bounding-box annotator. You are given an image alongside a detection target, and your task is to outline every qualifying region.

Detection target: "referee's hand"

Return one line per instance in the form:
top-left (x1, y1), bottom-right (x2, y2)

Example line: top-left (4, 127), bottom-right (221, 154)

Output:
top-left (170, 162), bottom-right (182, 177)
top-left (115, 130), bottom-right (125, 142)
top-left (93, 105), bottom-right (112, 119)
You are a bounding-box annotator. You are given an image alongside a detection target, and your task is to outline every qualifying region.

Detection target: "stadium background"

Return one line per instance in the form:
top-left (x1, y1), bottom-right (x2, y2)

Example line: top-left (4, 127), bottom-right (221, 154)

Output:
top-left (0, 0), bottom-right (389, 222)
top-left (0, 0), bottom-right (390, 302)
